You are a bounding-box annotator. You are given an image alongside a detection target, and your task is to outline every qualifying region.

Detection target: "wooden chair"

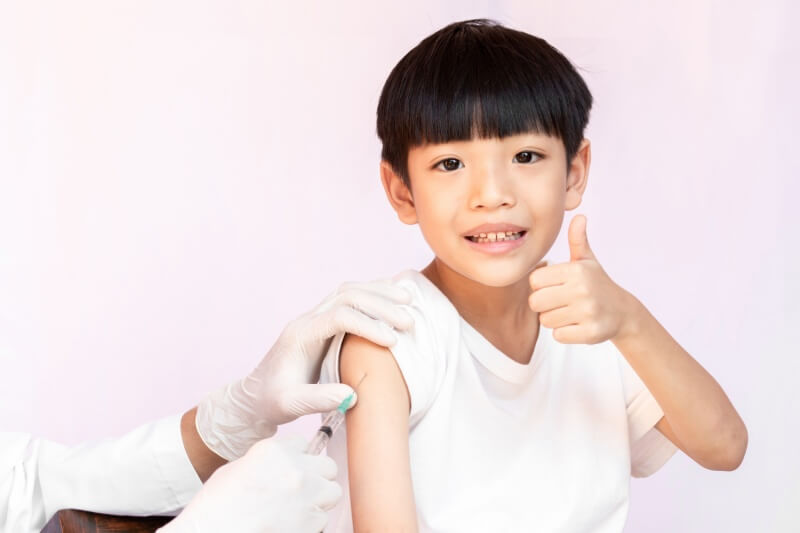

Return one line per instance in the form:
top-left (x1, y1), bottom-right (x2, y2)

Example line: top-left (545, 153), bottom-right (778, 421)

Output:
top-left (41, 510), bottom-right (173, 533)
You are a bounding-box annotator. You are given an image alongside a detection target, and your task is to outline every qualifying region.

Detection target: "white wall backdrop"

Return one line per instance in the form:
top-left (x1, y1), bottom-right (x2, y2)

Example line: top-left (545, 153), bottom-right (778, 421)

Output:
top-left (1, 1), bottom-right (797, 531)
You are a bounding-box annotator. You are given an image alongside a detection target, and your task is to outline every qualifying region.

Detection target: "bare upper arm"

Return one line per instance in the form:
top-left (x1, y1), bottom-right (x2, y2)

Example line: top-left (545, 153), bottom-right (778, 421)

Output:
top-left (340, 333), bottom-right (418, 532)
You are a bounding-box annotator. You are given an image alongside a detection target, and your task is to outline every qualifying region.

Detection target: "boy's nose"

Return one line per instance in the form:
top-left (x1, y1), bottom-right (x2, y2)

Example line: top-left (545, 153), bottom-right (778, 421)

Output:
top-left (468, 170), bottom-right (516, 210)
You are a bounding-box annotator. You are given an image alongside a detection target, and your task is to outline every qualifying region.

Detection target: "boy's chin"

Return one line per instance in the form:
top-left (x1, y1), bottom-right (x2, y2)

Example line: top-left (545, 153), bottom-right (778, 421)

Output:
top-left (458, 264), bottom-right (532, 289)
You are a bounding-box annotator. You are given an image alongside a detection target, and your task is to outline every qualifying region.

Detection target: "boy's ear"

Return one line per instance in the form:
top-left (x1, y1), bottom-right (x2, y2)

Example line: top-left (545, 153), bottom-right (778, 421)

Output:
top-left (380, 160), bottom-right (418, 225)
top-left (564, 138), bottom-right (591, 211)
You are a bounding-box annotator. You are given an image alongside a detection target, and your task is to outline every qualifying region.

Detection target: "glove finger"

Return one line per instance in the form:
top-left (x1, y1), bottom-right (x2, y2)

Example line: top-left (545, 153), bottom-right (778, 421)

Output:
top-left (298, 453), bottom-right (339, 481)
top-left (353, 291), bottom-right (414, 331)
top-left (314, 281), bottom-right (410, 316)
top-left (284, 383), bottom-right (356, 418)
top-left (312, 306), bottom-right (398, 348)
top-left (302, 476), bottom-right (343, 512)
top-left (304, 507), bottom-right (330, 532)
top-left (328, 306), bottom-right (404, 346)
top-left (331, 290), bottom-right (414, 332)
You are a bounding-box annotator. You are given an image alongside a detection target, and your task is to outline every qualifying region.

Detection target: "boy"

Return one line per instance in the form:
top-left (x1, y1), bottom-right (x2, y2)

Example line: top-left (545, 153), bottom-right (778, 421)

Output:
top-left (320, 19), bottom-right (747, 532)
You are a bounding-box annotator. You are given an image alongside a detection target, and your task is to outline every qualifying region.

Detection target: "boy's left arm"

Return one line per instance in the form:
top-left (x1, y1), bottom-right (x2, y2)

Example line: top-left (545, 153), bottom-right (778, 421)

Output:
top-left (529, 215), bottom-right (748, 471)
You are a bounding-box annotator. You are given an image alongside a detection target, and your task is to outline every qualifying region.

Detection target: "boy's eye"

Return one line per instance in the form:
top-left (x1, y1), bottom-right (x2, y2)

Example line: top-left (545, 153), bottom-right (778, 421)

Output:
top-left (434, 158), bottom-right (463, 172)
top-left (513, 151), bottom-right (541, 164)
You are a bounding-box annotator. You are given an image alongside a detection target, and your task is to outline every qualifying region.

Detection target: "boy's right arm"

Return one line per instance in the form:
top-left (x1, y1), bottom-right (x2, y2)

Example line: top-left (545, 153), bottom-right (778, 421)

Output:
top-left (339, 333), bottom-right (419, 533)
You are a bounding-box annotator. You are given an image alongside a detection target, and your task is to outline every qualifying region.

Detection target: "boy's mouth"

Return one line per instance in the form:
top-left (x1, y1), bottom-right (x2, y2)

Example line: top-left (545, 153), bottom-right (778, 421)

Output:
top-left (465, 230), bottom-right (526, 244)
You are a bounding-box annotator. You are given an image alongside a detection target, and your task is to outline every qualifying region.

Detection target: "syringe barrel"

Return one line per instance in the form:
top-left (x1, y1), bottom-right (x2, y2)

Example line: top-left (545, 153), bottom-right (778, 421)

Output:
top-left (306, 410), bottom-right (345, 455)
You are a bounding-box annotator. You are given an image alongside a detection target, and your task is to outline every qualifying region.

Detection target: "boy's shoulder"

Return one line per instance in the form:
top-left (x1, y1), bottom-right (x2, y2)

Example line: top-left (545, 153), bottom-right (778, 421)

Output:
top-left (389, 269), bottom-right (436, 300)
top-left (321, 269), bottom-right (458, 384)
top-left (357, 269), bottom-right (461, 422)
top-left (390, 270), bottom-right (454, 316)
top-left (388, 269), bottom-right (462, 343)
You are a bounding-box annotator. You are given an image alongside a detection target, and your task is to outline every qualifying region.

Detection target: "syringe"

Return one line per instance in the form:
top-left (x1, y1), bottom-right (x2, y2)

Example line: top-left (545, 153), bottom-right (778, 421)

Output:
top-left (306, 393), bottom-right (354, 455)
top-left (306, 374), bottom-right (365, 455)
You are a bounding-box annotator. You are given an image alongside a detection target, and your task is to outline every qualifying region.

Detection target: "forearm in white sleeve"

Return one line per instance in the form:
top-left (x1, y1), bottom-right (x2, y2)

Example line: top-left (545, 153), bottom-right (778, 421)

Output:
top-left (1, 414), bottom-right (202, 533)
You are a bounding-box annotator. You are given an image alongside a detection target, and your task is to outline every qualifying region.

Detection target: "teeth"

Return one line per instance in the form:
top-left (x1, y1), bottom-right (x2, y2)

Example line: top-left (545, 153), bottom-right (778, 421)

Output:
top-left (467, 231), bottom-right (524, 243)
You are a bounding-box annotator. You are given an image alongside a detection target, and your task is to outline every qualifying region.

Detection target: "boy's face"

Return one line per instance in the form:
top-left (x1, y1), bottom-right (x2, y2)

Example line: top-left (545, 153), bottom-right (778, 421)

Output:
top-left (381, 132), bottom-right (590, 288)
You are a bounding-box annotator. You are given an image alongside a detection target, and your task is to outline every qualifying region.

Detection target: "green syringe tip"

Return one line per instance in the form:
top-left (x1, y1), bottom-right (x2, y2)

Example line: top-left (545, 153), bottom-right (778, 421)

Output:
top-left (337, 392), bottom-right (356, 413)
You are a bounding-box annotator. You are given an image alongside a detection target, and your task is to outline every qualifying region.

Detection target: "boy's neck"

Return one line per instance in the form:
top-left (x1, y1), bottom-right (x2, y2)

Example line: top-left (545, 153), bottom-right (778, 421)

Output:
top-left (421, 258), bottom-right (540, 365)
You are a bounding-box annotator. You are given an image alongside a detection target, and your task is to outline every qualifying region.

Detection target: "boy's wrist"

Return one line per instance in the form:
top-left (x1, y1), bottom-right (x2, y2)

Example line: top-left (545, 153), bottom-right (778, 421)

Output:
top-left (612, 290), bottom-right (647, 344)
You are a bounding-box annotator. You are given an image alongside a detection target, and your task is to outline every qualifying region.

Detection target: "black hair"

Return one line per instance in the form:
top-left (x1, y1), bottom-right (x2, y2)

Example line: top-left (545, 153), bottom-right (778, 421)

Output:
top-left (376, 19), bottom-right (593, 186)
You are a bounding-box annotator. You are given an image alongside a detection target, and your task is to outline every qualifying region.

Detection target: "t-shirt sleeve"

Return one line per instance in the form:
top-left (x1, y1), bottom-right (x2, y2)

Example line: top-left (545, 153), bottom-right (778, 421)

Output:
top-left (319, 274), bottom-right (447, 427)
top-left (615, 346), bottom-right (678, 477)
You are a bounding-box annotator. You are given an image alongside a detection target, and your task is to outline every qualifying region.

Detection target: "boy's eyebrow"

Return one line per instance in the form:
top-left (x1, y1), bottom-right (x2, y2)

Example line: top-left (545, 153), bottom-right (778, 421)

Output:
top-left (426, 153), bottom-right (457, 165)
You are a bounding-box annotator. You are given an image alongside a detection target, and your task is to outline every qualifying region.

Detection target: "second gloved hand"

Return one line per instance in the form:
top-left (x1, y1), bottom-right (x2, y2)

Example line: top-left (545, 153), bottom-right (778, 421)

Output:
top-left (196, 280), bottom-right (413, 461)
top-left (160, 437), bottom-right (339, 533)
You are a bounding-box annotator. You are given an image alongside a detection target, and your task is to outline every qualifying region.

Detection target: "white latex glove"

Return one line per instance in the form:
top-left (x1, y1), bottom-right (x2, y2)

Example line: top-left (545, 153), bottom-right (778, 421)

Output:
top-left (160, 436), bottom-right (339, 533)
top-left (196, 280), bottom-right (413, 460)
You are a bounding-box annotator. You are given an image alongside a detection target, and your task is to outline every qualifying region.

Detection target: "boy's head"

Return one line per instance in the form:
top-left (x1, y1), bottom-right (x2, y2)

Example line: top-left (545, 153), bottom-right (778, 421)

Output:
top-left (377, 20), bottom-right (594, 288)
top-left (377, 19), bottom-right (592, 187)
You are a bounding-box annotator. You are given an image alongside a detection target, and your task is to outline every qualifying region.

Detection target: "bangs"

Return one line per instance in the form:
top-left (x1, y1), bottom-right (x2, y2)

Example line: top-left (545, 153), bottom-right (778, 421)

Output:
top-left (377, 19), bottom-right (592, 184)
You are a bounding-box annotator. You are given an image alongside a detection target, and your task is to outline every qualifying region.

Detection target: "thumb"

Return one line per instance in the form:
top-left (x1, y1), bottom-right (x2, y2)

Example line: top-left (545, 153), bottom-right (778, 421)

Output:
top-left (283, 383), bottom-right (357, 418)
top-left (568, 214), bottom-right (596, 262)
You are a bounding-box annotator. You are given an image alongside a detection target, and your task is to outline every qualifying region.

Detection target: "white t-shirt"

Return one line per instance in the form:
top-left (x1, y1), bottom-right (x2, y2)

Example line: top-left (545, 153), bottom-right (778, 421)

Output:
top-left (319, 269), bottom-right (677, 533)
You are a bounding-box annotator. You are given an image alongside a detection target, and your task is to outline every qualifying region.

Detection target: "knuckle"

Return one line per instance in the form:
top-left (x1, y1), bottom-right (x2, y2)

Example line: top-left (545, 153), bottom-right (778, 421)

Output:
top-left (282, 321), bottom-right (301, 340)
top-left (328, 481), bottom-right (343, 503)
top-left (397, 307), bottom-right (414, 327)
top-left (332, 479), bottom-right (343, 497)
top-left (332, 306), bottom-right (350, 326)
top-left (309, 510), bottom-right (328, 532)
top-left (275, 395), bottom-right (296, 419)
top-left (322, 456), bottom-right (338, 477)
top-left (337, 281), bottom-right (356, 294)
top-left (577, 282), bottom-right (590, 298)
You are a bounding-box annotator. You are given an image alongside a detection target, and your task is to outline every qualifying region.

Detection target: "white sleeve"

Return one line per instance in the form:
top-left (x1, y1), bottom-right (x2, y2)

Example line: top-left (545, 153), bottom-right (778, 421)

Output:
top-left (0, 415), bottom-right (202, 533)
top-left (319, 276), bottom-right (447, 427)
top-left (616, 347), bottom-right (678, 478)
top-left (388, 300), bottom-right (447, 426)
top-left (0, 433), bottom-right (45, 532)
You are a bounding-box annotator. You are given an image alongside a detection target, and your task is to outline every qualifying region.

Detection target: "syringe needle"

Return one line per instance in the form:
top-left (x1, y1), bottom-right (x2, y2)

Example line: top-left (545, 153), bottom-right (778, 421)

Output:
top-left (353, 373), bottom-right (367, 392)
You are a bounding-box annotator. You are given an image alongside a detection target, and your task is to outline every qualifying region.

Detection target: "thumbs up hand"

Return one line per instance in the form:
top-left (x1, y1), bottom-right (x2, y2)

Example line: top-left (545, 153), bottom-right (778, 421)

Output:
top-left (528, 214), bottom-right (640, 345)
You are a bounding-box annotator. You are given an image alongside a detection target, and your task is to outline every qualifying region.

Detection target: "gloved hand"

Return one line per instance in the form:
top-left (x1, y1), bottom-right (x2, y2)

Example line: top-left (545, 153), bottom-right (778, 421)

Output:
top-left (160, 437), bottom-right (339, 533)
top-left (196, 280), bottom-right (413, 460)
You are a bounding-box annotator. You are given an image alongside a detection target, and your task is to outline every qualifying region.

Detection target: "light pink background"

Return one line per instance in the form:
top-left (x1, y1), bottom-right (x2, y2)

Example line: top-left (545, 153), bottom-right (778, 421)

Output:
top-left (1, 1), bottom-right (797, 531)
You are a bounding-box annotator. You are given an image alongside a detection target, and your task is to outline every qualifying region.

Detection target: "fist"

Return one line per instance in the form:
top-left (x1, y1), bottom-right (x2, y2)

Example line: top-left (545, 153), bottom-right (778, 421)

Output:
top-left (528, 215), bottom-right (635, 344)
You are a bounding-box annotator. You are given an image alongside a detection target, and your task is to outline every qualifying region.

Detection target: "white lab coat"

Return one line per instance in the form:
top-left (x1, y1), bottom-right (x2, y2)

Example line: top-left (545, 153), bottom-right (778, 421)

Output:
top-left (0, 415), bottom-right (202, 533)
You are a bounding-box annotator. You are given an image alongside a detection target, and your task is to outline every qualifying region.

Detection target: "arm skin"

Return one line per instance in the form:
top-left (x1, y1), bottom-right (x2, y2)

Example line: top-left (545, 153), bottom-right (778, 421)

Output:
top-left (614, 294), bottom-right (748, 471)
top-left (180, 407), bottom-right (228, 482)
top-left (339, 334), bottom-right (419, 533)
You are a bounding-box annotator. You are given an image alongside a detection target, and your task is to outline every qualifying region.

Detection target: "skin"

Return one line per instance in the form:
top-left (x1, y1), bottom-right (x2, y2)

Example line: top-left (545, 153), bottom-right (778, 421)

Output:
top-left (340, 131), bottom-right (748, 531)
top-left (181, 407), bottom-right (227, 482)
